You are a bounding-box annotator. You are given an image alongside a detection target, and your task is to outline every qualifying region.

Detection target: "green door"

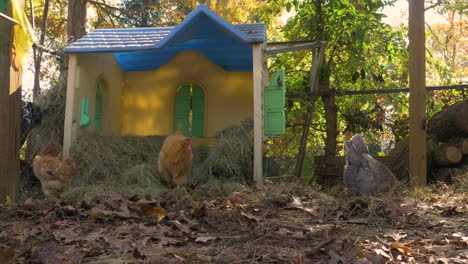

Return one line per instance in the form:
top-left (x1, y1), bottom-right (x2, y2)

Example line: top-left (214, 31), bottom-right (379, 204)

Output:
top-left (191, 85), bottom-right (204, 137)
top-left (173, 83), bottom-right (205, 137)
top-left (265, 70), bottom-right (286, 137)
top-left (94, 80), bottom-right (104, 133)
top-left (174, 85), bottom-right (191, 136)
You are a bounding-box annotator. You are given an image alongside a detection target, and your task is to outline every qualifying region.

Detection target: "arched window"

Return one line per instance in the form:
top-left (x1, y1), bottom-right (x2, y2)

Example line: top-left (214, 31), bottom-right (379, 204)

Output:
top-left (174, 83), bottom-right (205, 137)
top-left (94, 79), bottom-right (104, 133)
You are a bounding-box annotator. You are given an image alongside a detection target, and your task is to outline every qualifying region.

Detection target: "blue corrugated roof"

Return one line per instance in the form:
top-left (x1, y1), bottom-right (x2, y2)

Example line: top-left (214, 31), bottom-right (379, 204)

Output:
top-left (64, 5), bottom-right (265, 53)
top-left (64, 5), bottom-right (264, 71)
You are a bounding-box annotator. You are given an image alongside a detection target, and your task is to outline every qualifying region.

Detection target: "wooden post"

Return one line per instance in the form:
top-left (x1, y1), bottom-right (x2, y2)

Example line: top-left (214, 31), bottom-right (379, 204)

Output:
top-left (409, 0), bottom-right (426, 186)
top-left (294, 43), bottom-right (326, 179)
top-left (63, 54), bottom-right (78, 158)
top-left (0, 6), bottom-right (22, 202)
top-left (252, 43), bottom-right (265, 188)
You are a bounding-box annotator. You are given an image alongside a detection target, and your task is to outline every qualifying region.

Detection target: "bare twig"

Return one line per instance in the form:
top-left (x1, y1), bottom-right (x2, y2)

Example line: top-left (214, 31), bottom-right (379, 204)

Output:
top-left (305, 237), bottom-right (336, 257)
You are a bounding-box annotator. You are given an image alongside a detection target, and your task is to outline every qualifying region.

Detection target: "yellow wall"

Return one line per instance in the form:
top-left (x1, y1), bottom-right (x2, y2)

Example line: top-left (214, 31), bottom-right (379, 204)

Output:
top-left (122, 50), bottom-right (253, 137)
top-left (75, 53), bottom-right (123, 136)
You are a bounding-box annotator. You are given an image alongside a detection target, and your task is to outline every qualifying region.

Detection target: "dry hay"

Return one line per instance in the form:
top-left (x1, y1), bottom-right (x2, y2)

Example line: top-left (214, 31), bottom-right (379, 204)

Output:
top-left (203, 118), bottom-right (254, 182)
top-left (28, 82), bottom-right (66, 157)
top-left (67, 119), bottom-right (254, 192)
top-left (71, 135), bottom-right (164, 185)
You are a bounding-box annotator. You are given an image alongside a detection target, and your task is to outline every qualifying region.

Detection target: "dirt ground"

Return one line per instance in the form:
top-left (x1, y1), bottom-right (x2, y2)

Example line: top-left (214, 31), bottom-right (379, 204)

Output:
top-left (0, 180), bottom-right (466, 264)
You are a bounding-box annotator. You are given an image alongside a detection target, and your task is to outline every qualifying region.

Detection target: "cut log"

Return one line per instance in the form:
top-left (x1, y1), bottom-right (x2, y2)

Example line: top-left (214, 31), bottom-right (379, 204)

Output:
top-left (432, 144), bottom-right (462, 167)
top-left (427, 100), bottom-right (468, 141)
top-left (447, 138), bottom-right (468, 155)
top-left (389, 138), bottom-right (433, 181)
top-left (458, 138), bottom-right (468, 155)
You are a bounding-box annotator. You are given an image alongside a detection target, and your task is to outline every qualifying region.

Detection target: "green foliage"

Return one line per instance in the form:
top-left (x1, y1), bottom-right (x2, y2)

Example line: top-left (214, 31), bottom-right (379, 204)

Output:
top-left (266, 0), bottom-right (467, 168)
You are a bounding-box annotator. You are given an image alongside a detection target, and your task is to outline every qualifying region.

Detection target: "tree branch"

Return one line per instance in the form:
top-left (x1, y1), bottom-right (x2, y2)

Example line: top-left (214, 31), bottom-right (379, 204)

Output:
top-left (33, 43), bottom-right (67, 57)
top-left (425, 22), bottom-right (445, 46)
top-left (87, 0), bottom-right (135, 19)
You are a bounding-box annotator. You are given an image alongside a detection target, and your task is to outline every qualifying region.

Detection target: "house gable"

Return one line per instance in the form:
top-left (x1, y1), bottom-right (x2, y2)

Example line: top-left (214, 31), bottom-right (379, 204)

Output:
top-left (156, 4), bottom-right (254, 49)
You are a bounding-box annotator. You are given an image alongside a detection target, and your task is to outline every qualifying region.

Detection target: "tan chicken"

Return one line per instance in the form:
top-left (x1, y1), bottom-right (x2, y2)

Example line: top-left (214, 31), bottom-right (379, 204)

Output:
top-left (33, 142), bottom-right (77, 198)
top-left (157, 125), bottom-right (193, 186)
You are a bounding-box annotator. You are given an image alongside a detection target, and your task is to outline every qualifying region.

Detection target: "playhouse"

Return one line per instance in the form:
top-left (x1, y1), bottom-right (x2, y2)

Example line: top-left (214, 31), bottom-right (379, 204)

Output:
top-left (63, 5), bottom-right (271, 184)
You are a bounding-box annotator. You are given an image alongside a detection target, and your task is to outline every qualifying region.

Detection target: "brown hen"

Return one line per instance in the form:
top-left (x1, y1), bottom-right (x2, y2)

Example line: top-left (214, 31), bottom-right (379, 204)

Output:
top-left (157, 125), bottom-right (193, 186)
top-left (33, 142), bottom-right (77, 198)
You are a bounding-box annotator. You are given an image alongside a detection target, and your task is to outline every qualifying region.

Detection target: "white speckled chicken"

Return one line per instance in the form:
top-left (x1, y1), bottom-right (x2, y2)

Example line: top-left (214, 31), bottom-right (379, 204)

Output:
top-left (344, 134), bottom-right (398, 196)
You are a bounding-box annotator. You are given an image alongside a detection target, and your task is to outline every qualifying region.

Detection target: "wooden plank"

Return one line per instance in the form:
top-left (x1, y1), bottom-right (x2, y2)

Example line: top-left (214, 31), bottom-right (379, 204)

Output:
top-left (409, 0), bottom-right (427, 186)
top-left (315, 156), bottom-right (392, 178)
top-left (63, 54), bottom-right (78, 158)
top-left (265, 41), bottom-right (325, 56)
top-left (0, 4), bottom-right (21, 202)
top-left (267, 40), bottom-right (320, 47)
top-left (252, 43), bottom-right (264, 188)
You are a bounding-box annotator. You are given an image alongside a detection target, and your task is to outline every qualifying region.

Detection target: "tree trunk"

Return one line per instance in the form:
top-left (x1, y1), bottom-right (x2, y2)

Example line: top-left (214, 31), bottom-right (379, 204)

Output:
top-left (61, 0), bottom-right (87, 79)
top-left (32, 0), bottom-right (50, 100)
top-left (321, 83), bottom-right (338, 156)
top-left (427, 100), bottom-right (468, 141)
top-left (432, 144), bottom-right (463, 167)
top-left (67, 0), bottom-right (87, 41)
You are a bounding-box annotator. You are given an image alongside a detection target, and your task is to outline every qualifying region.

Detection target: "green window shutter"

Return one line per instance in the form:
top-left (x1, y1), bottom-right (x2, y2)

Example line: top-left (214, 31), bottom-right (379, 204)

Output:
top-left (80, 98), bottom-right (91, 127)
top-left (174, 84), bottom-right (191, 136)
top-left (265, 70), bottom-right (286, 137)
top-left (191, 84), bottom-right (205, 137)
top-left (94, 81), bottom-right (103, 133)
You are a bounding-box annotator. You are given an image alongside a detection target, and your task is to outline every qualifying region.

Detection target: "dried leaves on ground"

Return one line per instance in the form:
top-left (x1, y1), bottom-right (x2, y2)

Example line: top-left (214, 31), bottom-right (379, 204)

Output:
top-left (0, 182), bottom-right (466, 263)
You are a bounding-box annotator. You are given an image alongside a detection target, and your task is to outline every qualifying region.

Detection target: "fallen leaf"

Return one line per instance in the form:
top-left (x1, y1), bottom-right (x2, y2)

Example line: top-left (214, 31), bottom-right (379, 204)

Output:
top-left (385, 231), bottom-right (408, 241)
top-left (159, 236), bottom-right (179, 246)
top-left (372, 249), bottom-right (392, 261)
top-left (0, 246), bottom-right (16, 263)
top-left (240, 211), bottom-right (263, 222)
top-left (52, 228), bottom-right (82, 244)
top-left (134, 245), bottom-right (166, 261)
top-left (364, 252), bottom-right (389, 264)
top-left (191, 203), bottom-right (206, 217)
top-left (441, 206), bottom-right (462, 217)
top-left (88, 207), bottom-right (107, 219)
top-left (276, 228), bottom-right (291, 236)
top-left (195, 236), bottom-right (216, 243)
top-left (228, 192), bottom-right (246, 204)
top-left (391, 242), bottom-right (412, 257)
top-left (289, 196), bottom-right (320, 217)
top-left (104, 236), bottom-right (130, 250)
top-left (52, 220), bottom-right (75, 229)
top-left (384, 199), bottom-right (417, 219)
top-left (36, 245), bottom-right (57, 262)
top-left (412, 245), bottom-right (429, 255)
top-left (171, 220), bottom-right (193, 234)
top-left (141, 202), bottom-right (166, 220)
top-left (291, 231), bottom-right (305, 239)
